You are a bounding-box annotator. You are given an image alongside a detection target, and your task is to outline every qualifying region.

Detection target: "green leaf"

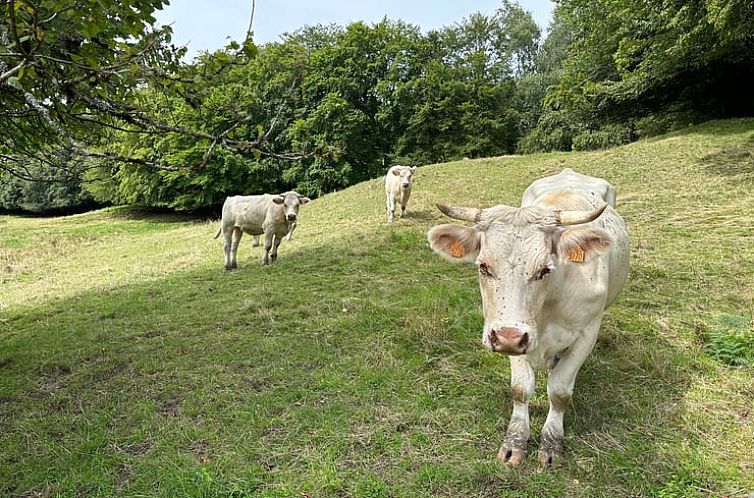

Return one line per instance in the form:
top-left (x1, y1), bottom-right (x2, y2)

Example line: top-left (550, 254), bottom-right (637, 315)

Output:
top-left (7, 76), bottom-right (23, 89)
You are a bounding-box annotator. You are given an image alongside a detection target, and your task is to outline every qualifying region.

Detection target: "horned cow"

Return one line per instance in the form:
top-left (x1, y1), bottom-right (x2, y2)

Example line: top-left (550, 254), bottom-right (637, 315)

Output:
top-left (427, 169), bottom-right (629, 466)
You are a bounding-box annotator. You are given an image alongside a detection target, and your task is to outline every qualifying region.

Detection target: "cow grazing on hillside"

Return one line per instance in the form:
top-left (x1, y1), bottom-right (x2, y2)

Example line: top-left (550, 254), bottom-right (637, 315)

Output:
top-left (215, 191), bottom-right (310, 268)
top-left (385, 165), bottom-right (416, 223)
top-left (427, 169), bottom-right (629, 466)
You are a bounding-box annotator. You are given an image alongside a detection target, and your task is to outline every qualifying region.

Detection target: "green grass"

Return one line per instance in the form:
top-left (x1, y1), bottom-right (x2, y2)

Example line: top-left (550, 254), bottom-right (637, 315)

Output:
top-left (1, 118), bottom-right (753, 497)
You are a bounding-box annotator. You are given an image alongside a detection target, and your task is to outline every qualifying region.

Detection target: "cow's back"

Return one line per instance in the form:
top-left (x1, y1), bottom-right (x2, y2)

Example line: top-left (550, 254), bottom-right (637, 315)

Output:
top-left (533, 185), bottom-right (629, 310)
top-left (222, 195), bottom-right (273, 234)
top-left (522, 168), bottom-right (616, 208)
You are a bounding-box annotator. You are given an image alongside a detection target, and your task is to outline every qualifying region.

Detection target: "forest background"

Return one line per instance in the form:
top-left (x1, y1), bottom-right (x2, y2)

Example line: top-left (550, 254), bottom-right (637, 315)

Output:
top-left (1, 0), bottom-right (752, 212)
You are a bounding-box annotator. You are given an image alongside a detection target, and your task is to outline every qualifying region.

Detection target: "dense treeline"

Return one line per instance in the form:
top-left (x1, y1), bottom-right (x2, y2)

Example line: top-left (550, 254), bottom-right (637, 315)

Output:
top-left (522, 0), bottom-right (754, 153)
top-left (2, 0), bottom-right (752, 212)
top-left (81, 5), bottom-right (541, 210)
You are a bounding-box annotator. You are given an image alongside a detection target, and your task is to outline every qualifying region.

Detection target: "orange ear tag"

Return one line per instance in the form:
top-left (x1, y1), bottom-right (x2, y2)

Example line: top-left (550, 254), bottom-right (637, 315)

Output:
top-left (450, 240), bottom-right (466, 258)
top-left (568, 246), bottom-right (585, 263)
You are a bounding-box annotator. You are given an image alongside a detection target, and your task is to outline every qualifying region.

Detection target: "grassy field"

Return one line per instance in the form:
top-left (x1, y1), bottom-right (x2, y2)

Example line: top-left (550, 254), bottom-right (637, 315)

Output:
top-left (1, 119), bottom-right (753, 497)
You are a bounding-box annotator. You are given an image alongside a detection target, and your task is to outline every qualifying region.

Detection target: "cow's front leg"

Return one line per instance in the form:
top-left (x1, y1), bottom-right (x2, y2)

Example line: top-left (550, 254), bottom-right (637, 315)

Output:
top-left (261, 231), bottom-right (274, 265)
top-left (222, 227), bottom-right (234, 269)
top-left (499, 356), bottom-right (535, 466)
top-left (285, 222), bottom-right (296, 241)
top-left (226, 227), bottom-right (242, 270)
top-left (270, 234), bottom-right (283, 262)
top-left (386, 195), bottom-right (395, 223)
top-left (400, 191), bottom-right (411, 218)
top-left (539, 328), bottom-right (598, 466)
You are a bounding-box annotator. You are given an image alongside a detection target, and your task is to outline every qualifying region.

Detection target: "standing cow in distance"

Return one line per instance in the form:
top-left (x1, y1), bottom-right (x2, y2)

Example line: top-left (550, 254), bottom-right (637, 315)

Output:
top-left (215, 191), bottom-right (310, 268)
top-left (385, 165), bottom-right (416, 223)
top-left (427, 169), bottom-right (629, 466)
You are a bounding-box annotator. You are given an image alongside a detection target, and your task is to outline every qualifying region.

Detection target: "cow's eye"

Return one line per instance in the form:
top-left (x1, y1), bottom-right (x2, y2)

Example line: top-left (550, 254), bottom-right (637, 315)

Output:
top-left (535, 266), bottom-right (552, 280)
top-left (478, 262), bottom-right (492, 277)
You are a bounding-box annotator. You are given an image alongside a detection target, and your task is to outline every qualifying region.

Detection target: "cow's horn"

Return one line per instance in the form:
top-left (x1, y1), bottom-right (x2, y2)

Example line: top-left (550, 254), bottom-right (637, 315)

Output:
top-left (556, 202), bottom-right (608, 226)
top-left (436, 203), bottom-right (482, 222)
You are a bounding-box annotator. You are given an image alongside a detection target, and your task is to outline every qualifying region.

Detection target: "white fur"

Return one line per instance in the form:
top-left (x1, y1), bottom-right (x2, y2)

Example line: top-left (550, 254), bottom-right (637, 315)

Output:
top-left (385, 165), bottom-right (416, 223)
top-left (427, 169), bottom-right (629, 465)
top-left (216, 192), bottom-right (309, 268)
top-left (521, 167), bottom-right (616, 208)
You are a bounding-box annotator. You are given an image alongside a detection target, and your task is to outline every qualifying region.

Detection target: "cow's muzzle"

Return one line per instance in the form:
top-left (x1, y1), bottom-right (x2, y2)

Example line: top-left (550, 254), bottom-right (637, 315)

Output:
top-left (489, 327), bottom-right (529, 355)
top-left (287, 214), bottom-right (297, 221)
top-left (402, 182), bottom-right (411, 188)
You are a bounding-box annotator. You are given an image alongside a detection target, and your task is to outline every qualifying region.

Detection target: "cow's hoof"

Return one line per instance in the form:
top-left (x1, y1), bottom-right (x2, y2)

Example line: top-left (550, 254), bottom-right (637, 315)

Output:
top-left (497, 445), bottom-right (526, 466)
top-left (224, 264), bottom-right (236, 270)
top-left (537, 438), bottom-right (565, 467)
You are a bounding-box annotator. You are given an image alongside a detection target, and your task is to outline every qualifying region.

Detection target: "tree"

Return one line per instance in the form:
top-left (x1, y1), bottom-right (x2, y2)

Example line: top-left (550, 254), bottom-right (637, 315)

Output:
top-left (0, 0), bottom-right (301, 189)
top-left (1, 0), bottom-right (176, 175)
top-left (531, 0), bottom-right (754, 145)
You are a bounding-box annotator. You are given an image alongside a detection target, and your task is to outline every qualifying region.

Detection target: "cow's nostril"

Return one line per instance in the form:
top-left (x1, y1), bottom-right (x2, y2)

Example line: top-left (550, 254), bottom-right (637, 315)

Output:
top-left (518, 333), bottom-right (529, 348)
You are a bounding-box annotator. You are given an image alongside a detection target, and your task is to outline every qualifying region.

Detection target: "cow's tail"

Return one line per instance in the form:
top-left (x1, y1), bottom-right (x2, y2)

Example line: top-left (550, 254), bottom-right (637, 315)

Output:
top-left (213, 226), bottom-right (222, 239)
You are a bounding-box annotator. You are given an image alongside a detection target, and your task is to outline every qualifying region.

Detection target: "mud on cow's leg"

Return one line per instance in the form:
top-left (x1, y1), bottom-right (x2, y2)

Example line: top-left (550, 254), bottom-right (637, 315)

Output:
top-left (498, 356), bottom-right (535, 466)
top-left (538, 325), bottom-right (599, 467)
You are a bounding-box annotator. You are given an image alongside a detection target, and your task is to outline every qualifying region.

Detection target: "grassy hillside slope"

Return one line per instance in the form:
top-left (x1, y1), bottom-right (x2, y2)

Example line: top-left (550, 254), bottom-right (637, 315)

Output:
top-left (1, 119), bottom-right (753, 497)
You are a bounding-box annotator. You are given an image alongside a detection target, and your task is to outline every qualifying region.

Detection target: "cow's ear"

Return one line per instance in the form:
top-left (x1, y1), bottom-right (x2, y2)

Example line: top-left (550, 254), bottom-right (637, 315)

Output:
top-left (410, 166), bottom-right (417, 172)
top-left (427, 224), bottom-right (481, 264)
top-left (299, 196), bottom-right (311, 205)
top-left (272, 195), bottom-right (285, 205)
top-left (391, 168), bottom-right (401, 176)
top-left (555, 227), bottom-right (612, 263)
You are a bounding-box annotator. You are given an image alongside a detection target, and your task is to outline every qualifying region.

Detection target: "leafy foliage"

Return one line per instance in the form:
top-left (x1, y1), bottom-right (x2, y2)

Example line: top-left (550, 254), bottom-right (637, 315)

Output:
top-left (572, 124), bottom-right (634, 151)
top-left (703, 314), bottom-right (754, 366)
top-left (524, 0), bottom-right (754, 152)
top-left (5, 0), bottom-right (754, 207)
top-left (91, 14), bottom-right (539, 209)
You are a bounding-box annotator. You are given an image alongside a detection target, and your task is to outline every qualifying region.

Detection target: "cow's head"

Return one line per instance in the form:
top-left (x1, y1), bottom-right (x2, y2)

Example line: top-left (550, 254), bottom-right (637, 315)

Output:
top-left (427, 202), bottom-right (611, 355)
top-left (272, 191), bottom-right (310, 221)
top-left (392, 166), bottom-right (417, 189)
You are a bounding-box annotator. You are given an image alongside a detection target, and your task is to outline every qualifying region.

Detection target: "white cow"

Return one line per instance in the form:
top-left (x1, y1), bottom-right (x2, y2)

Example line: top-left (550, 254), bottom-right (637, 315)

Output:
top-left (215, 191), bottom-right (310, 268)
top-left (427, 169), bottom-right (629, 466)
top-left (385, 165), bottom-right (416, 223)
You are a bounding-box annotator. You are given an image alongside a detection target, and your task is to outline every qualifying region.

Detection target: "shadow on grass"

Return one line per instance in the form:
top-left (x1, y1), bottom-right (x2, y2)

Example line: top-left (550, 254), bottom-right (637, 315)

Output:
top-left (400, 210), bottom-right (436, 221)
top-left (105, 206), bottom-right (219, 223)
top-left (0, 231), bottom-right (741, 497)
top-left (698, 136), bottom-right (754, 184)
